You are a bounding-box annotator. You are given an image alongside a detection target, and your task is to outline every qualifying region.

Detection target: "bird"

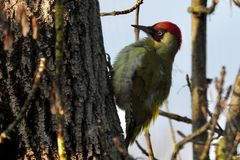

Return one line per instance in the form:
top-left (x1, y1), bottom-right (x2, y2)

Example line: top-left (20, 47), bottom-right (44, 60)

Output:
top-left (112, 21), bottom-right (182, 147)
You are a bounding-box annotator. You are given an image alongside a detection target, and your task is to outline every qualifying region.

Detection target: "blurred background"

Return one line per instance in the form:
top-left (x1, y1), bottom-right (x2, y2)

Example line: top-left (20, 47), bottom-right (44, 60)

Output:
top-left (99, 1), bottom-right (240, 159)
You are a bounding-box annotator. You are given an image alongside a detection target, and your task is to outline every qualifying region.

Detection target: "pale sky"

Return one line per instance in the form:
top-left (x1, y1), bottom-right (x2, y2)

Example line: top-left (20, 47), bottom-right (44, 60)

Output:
top-left (100, 1), bottom-right (240, 159)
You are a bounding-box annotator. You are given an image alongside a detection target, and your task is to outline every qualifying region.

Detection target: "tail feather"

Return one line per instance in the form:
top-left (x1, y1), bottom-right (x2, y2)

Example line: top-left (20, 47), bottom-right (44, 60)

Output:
top-left (125, 107), bottom-right (160, 148)
top-left (125, 110), bottom-right (135, 148)
top-left (125, 110), bottom-right (143, 148)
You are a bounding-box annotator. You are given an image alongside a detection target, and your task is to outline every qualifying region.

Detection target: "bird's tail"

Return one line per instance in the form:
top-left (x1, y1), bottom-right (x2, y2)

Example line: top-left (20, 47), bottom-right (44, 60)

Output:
top-left (125, 107), bottom-right (159, 148)
top-left (125, 110), bottom-right (141, 148)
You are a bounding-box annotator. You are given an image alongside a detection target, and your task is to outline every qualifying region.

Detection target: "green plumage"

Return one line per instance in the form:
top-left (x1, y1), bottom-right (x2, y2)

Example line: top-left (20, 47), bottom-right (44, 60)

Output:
top-left (113, 32), bottom-right (180, 147)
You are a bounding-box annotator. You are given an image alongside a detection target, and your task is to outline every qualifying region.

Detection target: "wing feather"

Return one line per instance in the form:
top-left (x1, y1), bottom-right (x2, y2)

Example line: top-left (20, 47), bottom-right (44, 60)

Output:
top-left (113, 45), bottom-right (146, 110)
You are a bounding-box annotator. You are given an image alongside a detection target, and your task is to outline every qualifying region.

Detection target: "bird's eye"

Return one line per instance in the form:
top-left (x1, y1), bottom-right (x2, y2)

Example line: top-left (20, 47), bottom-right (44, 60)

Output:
top-left (157, 30), bottom-right (164, 37)
top-left (152, 29), bottom-right (165, 42)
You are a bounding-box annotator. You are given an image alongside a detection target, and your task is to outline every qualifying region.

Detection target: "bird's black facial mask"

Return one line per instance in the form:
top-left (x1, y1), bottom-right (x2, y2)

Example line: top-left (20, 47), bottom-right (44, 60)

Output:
top-left (152, 29), bottom-right (166, 42)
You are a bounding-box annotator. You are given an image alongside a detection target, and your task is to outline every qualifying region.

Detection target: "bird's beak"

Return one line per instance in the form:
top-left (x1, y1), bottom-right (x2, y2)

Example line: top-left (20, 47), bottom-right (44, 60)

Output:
top-left (131, 25), bottom-right (154, 35)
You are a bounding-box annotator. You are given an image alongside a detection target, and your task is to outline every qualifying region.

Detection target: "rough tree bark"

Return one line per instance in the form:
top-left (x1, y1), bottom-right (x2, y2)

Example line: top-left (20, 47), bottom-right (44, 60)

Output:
top-left (190, 0), bottom-right (208, 159)
top-left (0, 0), bottom-right (124, 159)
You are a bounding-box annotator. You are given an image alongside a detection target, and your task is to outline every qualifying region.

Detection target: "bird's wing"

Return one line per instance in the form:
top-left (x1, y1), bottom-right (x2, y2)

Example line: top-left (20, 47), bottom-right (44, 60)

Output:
top-left (125, 54), bottom-right (171, 145)
top-left (131, 54), bottom-right (163, 120)
top-left (113, 45), bottom-right (146, 110)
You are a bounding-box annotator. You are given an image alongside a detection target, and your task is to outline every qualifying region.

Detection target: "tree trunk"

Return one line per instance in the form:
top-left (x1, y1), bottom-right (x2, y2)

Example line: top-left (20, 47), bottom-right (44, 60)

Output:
top-left (191, 0), bottom-right (209, 159)
top-left (0, 0), bottom-right (124, 159)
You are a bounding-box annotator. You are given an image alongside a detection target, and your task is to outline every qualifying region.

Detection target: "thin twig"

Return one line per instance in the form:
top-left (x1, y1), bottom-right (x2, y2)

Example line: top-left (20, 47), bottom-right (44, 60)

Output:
top-left (144, 131), bottom-right (155, 160)
top-left (200, 115), bottom-right (219, 160)
top-left (205, 109), bottom-right (224, 136)
top-left (135, 141), bottom-right (158, 160)
top-left (135, 140), bottom-right (149, 157)
top-left (186, 74), bottom-right (192, 93)
top-left (134, 1), bottom-right (140, 41)
top-left (165, 102), bottom-right (177, 144)
top-left (233, 0), bottom-right (240, 7)
top-left (200, 66), bottom-right (226, 160)
top-left (159, 110), bottom-right (223, 136)
top-left (223, 85), bottom-right (232, 109)
top-left (171, 123), bottom-right (210, 160)
top-left (164, 102), bottom-right (182, 160)
top-left (159, 110), bottom-right (192, 124)
top-left (222, 69), bottom-right (240, 159)
top-left (0, 57), bottom-right (46, 143)
top-left (177, 131), bottom-right (187, 138)
top-left (100, 0), bottom-right (143, 16)
top-left (177, 130), bottom-right (219, 146)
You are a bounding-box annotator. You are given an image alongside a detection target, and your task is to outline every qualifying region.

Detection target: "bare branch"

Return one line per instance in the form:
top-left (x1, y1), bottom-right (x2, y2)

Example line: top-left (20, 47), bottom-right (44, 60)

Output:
top-left (200, 66), bottom-right (226, 160)
top-left (233, 0), bottom-right (240, 7)
top-left (100, 0), bottom-right (143, 16)
top-left (159, 110), bottom-right (192, 124)
top-left (164, 101), bottom-right (182, 160)
top-left (221, 70), bottom-right (240, 159)
top-left (186, 74), bottom-right (192, 93)
top-left (171, 123), bottom-right (210, 160)
top-left (177, 131), bottom-right (187, 138)
top-left (223, 85), bottom-right (232, 109)
top-left (135, 141), bottom-right (158, 160)
top-left (144, 131), bottom-right (155, 160)
top-left (205, 108), bottom-right (224, 135)
top-left (134, 0), bottom-right (140, 41)
top-left (159, 109), bottom-right (223, 137)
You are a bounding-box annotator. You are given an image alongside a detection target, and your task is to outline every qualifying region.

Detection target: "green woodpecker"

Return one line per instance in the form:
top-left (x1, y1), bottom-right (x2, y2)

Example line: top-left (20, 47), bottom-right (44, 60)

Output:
top-left (113, 21), bottom-right (182, 147)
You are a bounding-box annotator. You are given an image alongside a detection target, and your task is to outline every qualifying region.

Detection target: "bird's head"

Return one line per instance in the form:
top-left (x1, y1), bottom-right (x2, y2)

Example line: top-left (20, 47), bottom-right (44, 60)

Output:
top-left (132, 21), bottom-right (182, 50)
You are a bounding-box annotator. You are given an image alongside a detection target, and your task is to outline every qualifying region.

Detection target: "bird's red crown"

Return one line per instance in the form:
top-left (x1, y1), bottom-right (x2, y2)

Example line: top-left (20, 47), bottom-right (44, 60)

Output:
top-left (152, 21), bottom-right (182, 49)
